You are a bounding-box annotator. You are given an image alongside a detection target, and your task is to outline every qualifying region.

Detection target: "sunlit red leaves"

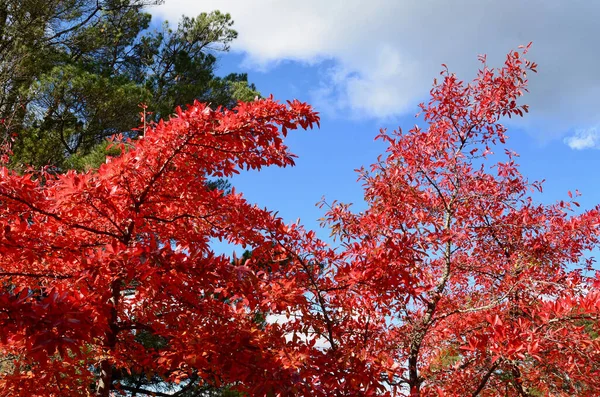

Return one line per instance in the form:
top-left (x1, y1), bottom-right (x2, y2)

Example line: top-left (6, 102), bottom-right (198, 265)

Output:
top-left (0, 97), bottom-right (320, 395)
top-left (313, 45), bottom-right (600, 396)
top-left (1, 44), bottom-right (600, 397)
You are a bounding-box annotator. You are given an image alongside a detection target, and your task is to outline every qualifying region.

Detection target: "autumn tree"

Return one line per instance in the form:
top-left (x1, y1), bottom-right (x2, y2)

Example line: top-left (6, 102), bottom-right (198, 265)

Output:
top-left (1, 4), bottom-right (264, 394)
top-left (0, 97), bottom-right (319, 396)
top-left (282, 44), bottom-right (600, 396)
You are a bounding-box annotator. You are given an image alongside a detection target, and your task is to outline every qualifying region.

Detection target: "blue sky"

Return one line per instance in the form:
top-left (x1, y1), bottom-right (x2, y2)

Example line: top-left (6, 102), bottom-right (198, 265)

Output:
top-left (151, 1), bottom-right (600, 252)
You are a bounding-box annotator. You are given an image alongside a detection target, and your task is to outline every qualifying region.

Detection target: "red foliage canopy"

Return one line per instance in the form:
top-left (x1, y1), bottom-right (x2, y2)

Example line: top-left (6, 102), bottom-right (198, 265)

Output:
top-left (0, 98), bottom-right (320, 395)
top-left (294, 44), bottom-right (600, 396)
top-left (2, 45), bottom-right (600, 397)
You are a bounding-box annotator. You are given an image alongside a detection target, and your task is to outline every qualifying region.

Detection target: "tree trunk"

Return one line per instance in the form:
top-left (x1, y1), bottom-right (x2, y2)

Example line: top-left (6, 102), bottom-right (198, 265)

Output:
top-left (96, 279), bottom-right (121, 396)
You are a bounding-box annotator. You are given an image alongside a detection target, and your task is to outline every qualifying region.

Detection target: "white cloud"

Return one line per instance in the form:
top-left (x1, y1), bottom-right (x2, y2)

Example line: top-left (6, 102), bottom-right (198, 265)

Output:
top-left (564, 126), bottom-right (600, 150)
top-left (153, 0), bottom-right (600, 139)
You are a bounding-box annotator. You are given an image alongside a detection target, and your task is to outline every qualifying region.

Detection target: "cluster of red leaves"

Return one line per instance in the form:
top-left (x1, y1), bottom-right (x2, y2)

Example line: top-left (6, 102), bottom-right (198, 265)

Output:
top-left (2, 45), bottom-right (600, 397)
top-left (0, 98), bottom-right (321, 395)
top-left (303, 44), bottom-right (600, 396)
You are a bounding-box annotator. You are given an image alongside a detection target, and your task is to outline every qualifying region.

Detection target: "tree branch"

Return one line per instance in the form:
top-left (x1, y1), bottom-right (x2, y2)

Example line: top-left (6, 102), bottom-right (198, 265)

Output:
top-left (0, 271), bottom-right (72, 279)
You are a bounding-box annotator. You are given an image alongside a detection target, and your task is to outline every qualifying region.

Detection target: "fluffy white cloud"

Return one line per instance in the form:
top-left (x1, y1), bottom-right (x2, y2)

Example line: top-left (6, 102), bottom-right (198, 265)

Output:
top-left (564, 126), bottom-right (600, 150)
top-left (153, 0), bottom-right (600, 140)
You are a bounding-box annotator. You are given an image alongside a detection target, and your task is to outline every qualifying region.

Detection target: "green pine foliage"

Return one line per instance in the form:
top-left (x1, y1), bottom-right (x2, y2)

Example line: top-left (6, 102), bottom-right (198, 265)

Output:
top-left (0, 1), bottom-right (260, 171)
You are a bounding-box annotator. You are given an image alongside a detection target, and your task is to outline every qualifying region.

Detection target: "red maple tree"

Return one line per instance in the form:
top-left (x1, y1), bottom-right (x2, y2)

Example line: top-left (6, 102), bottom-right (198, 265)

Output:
top-left (0, 98), bottom-right (320, 395)
top-left (285, 44), bottom-right (600, 396)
